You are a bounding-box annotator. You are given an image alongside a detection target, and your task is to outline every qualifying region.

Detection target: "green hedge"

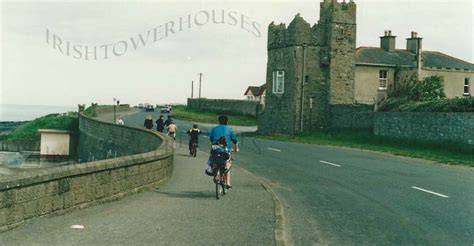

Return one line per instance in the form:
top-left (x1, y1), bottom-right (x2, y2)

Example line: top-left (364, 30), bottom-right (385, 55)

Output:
top-left (1, 113), bottom-right (78, 141)
top-left (377, 97), bottom-right (474, 112)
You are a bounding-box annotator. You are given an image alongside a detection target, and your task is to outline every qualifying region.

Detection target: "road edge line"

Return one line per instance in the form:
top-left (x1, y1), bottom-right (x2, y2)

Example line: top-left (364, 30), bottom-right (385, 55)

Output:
top-left (238, 166), bottom-right (292, 246)
top-left (261, 181), bottom-right (291, 246)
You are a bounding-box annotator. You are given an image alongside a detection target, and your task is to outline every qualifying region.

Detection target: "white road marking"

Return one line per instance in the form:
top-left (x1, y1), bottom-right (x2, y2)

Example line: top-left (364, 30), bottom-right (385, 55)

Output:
top-left (411, 186), bottom-right (449, 198)
top-left (319, 160), bottom-right (341, 167)
top-left (70, 225), bottom-right (85, 229)
top-left (268, 147), bottom-right (281, 152)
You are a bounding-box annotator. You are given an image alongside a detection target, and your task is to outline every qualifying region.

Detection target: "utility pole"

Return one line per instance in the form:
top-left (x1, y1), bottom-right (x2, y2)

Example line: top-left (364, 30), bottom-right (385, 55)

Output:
top-left (309, 98), bottom-right (313, 132)
top-left (191, 80), bottom-right (194, 99)
top-left (198, 73), bottom-right (203, 99)
top-left (300, 44), bottom-right (307, 133)
top-left (113, 98), bottom-right (117, 123)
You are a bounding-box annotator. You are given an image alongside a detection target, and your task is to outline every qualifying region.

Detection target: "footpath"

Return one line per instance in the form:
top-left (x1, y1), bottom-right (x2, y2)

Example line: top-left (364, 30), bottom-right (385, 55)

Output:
top-left (0, 114), bottom-right (276, 245)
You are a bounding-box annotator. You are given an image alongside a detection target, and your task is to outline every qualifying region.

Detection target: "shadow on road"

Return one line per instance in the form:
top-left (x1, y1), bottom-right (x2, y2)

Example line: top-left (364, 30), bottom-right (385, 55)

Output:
top-left (153, 190), bottom-right (214, 199)
top-left (175, 153), bottom-right (196, 157)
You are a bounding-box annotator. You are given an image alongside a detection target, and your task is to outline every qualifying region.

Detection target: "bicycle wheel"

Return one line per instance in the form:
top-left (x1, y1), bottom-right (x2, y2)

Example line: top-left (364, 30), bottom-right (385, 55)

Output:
top-left (215, 171), bottom-right (220, 200)
top-left (192, 144), bottom-right (197, 157)
top-left (221, 178), bottom-right (227, 195)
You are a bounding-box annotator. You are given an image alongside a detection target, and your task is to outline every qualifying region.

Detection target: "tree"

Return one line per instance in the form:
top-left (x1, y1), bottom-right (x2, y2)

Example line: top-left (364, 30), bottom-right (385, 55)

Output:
top-left (417, 76), bottom-right (446, 101)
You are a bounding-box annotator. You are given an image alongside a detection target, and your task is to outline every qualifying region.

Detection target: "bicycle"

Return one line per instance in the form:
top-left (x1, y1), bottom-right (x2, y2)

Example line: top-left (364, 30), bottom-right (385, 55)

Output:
top-left (190, 142), bottom-right (198, 157)
top-left (213, 163), bottom-right (227, 200)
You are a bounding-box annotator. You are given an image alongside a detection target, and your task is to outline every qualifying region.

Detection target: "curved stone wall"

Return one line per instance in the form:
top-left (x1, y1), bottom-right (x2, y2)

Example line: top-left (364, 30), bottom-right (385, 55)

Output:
top-left (77, 113), bottom-right (163, 163)
top-left (0, 113), bottom-right (174, 231)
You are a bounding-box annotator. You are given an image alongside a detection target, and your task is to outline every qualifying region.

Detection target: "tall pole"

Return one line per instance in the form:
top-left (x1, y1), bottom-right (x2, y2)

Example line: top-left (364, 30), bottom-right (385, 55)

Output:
top-left (191, 80), bottom-right (194, 99)
top-left (300, 44), bottom-right (307, 133)
top-left (309, 98), bottom-right (313, 132)
top-left (198, 73), bottom-right (203, 99)
top-left (113, 98), bottom-right (116, 123)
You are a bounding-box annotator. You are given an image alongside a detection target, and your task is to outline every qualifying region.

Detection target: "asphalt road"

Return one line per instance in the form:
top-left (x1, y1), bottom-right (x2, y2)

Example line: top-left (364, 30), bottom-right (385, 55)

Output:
top-left (133, 110), bottom-right (474, 245)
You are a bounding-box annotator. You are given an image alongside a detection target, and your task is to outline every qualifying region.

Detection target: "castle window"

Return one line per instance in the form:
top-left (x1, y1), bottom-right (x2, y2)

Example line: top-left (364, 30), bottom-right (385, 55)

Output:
top-left (273, 70), bottom-right (285, 94)
top-left (379, 70), bottom-right (388, 90)
top-left (464, 78), bottom-right (470, 96)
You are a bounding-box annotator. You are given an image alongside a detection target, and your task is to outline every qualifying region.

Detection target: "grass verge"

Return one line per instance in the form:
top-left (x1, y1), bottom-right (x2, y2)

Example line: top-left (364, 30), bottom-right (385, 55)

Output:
top-left (171, 105), bottom-right (257, 126)
top-left (0, 113), bottom-right (78, 141)
top-left (246, 129), bottom-right (473, 167)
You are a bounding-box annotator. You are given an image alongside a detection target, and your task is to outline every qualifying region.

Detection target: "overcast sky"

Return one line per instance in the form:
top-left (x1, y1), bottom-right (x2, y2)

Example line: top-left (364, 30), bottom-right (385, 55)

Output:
top-left (1, 0), bottom-right (472, 107)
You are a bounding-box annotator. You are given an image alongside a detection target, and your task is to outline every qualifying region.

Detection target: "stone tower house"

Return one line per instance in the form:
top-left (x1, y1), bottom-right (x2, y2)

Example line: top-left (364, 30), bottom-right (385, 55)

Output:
top-left (258, 0), bottom-right (357, 134)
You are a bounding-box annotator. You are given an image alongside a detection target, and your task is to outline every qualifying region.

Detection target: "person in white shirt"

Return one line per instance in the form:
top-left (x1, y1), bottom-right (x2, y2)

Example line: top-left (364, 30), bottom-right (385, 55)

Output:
top-left (116, 117), bottom-right (124, 125)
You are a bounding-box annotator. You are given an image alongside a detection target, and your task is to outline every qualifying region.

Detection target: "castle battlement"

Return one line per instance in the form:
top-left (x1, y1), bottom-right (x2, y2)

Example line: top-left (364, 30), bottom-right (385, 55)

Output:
top-left (320, 0), bottom-right (356, 24)
top-left (260, 0), bottom-right (358, 134)
top-left (268, 1), bottom-right (356, 50)
top-left (268, 14), bottom-right (317, 50)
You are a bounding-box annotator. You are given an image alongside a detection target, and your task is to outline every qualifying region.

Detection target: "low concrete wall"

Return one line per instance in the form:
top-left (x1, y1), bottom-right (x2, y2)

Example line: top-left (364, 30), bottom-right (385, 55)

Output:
top-left (374, 112), bottom-right (474, 147)
top-left (187, 98), bottom-right (261, 117)
top-left (329, 104), bottom-right (374, 129)
top-left (0, 141), bottom-right (40, 152)
top-left (0, 113), bottom-right (174, 231)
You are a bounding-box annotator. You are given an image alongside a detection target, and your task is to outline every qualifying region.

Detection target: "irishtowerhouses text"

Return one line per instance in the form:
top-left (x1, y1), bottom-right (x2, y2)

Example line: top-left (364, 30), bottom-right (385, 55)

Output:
top-left (45, 9), bottom-right (261, 60)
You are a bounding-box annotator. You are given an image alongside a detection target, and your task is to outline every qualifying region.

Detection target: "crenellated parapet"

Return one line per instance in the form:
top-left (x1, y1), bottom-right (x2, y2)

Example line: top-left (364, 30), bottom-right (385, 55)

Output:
top-left (320, 0), bottom-right (356, 25)
top-left (267, 14), bottom-right (318, 50)
top-left (267, 22), bottom-right (287, 50)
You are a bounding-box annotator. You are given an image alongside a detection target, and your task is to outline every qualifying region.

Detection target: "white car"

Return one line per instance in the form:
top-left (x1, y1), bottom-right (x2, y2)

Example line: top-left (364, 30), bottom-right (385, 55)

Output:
top-left (160, 106), bottom-right (170, 113)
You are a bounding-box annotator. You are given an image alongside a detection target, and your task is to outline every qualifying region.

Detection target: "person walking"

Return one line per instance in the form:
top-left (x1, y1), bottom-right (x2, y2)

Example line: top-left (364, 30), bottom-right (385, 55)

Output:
top-left (116, 117), bottom-right (124, 125)
top-left (156, 115), bottom-right (164, 132)
top-left (144, 115), bottom-right (154, 130)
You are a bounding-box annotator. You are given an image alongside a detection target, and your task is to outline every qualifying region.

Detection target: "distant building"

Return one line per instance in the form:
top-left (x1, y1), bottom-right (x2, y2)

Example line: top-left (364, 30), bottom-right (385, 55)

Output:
top-left (258, 0), bottom-right (474, 135)
top-left (244, 84), bottom-right (266, 104)
top-left (355, 31), bottom-right (474, 104)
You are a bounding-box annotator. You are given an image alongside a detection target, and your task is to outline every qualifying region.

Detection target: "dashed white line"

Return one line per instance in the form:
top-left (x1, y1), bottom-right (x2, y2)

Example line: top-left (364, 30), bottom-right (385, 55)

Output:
top-left (411, 186), bottom-right (449, 198)
top-left (319, 160), bottom-right (341, 167)
top-left (268, 147), bottom-right (281, 152)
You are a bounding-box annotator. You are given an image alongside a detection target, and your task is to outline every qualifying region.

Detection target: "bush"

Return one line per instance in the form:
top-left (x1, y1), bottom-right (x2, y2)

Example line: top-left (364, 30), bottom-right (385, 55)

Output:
top-left (376, 74), bottom-right (469, 112)
top-left (415, 76), bottom-right (446, 101)
top-left (3, 113), bottom-right (79, 141)
top-left (377, 97), bottom-right (474, 112)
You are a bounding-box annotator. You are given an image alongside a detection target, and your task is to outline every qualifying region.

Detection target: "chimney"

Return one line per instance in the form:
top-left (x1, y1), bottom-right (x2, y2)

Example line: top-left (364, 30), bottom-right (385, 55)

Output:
top-left (406, 31), bottom-right (423, 77)
top-left (406, 31), bottom-right (423, 54)
top-left (380, 30), bottom-right (396, 52)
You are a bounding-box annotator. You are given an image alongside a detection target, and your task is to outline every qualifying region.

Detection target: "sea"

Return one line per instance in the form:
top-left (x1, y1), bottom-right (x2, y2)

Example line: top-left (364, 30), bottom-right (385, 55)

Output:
top-left (0, 104), bottom-right (77, 122)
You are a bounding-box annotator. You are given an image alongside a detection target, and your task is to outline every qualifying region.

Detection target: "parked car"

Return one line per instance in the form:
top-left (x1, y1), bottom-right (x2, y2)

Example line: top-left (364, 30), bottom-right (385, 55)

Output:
top-left (145, 105), bottom-right (154, 112)
top-left (160, 106), bottom-right (170, 113)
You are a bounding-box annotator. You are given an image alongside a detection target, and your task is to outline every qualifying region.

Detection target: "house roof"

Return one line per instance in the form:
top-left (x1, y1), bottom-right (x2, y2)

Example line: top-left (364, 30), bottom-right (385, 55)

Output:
top-left (422, 51), bottom-right (474, 70)
top-left (355, 47), bottom-right (474, 71)
top-left (355, 47), bottom-right (414, 67)
top-left (244, 84), bottom-right (266, 96)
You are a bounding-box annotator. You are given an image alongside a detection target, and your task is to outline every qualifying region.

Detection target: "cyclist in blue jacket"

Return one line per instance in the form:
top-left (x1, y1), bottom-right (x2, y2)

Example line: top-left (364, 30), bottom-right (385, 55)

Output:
top-left (208, 115), bottom-right (239, 188)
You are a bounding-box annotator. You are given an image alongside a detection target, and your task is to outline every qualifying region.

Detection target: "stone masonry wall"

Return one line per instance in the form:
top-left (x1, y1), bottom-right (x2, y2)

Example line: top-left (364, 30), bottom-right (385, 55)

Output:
top-left (374, 112), bottom-right (474, 147)
top-left (330, 104), bottom-right (374, 129)
top-left (258, 45), bottom-right (298, 135)
top-left (187, 98), bottom-right (261, 117)
top-left (0, 113), bottom-right (174, 231)
top-left (77, 114), bottom-right (163, 163)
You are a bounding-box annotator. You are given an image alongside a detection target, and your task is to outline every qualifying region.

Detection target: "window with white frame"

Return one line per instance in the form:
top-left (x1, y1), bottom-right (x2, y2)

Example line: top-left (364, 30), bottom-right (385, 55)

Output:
top-left (464, 78), bottom-right (470, 95)
top-left (379, 70), bottom-right (388, 90)
top-left (272, 71), bottom-right (285, 94)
